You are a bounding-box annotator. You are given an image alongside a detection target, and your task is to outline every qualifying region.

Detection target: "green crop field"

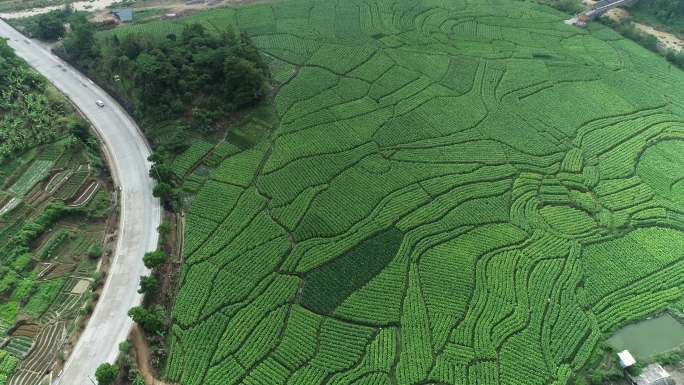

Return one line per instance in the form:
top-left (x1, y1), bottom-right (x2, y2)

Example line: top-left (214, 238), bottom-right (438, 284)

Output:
top-left (105, 0), bottom-right (684, 384)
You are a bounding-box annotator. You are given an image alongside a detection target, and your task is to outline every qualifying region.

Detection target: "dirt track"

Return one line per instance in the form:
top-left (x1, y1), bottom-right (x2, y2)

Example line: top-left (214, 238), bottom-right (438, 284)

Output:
top-left (130, 325), bottom-right (177, 385)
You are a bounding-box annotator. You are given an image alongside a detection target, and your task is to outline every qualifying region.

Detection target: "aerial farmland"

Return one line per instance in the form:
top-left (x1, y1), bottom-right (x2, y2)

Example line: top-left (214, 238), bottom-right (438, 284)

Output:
top-left (2, 0), bottom-right (684, 384)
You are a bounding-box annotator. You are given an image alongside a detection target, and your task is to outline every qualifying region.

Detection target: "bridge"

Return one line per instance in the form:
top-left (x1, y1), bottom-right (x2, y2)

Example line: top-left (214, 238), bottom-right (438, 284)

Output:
top-left (566, 0), bottom-right (639, 26)
top-left (585, 0), bottom-right (638, 18)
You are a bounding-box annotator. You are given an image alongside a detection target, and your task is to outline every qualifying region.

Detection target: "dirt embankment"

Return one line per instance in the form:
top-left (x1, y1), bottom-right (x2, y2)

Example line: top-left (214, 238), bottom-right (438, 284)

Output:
top-left (130, 325), bottom-right (178, 385)
top-left (633, 22), bottom-right (684, 52)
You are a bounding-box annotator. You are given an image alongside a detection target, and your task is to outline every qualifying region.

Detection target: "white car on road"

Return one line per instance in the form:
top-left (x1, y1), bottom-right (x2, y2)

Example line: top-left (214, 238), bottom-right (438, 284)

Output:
top-left (96, 100), bottom-right (105, 107)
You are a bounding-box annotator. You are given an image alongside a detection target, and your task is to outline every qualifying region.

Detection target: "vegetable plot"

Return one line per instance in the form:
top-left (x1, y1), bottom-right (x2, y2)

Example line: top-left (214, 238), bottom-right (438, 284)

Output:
top-left (105, 0), bottom-right (684, 384)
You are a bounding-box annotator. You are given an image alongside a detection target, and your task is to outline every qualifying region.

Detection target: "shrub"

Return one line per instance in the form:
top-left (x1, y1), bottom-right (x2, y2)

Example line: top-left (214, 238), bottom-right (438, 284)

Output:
top-left (157, 221), bottom-right (171, 237)
top-left (87, 243), bottom-right (103, 259)
top-left (118, 340), bottom-right (131, 353)
top-left (28, 11), bottom-right (67, 41)
top-left (95, 363), bottom-right (119, 385)
top-left (138, 275), bottom-right (158, 294)
top-left (142, 250), bottom-right (167, 269)
top-left (128, 306), bottom-right (165, 334)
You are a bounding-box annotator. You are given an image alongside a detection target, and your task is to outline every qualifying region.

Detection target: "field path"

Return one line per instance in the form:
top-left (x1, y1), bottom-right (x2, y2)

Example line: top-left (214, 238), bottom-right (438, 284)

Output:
top-left (0, 20), bottom-right (161, 385)
top-left (130, 325), bottom-right (177, 385)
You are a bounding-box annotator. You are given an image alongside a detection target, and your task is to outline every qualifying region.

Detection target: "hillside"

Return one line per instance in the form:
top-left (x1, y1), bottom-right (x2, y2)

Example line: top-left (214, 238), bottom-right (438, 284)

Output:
top-left (0, 38), bottom-right (115, 385)
top-left (630, 0), bottom-right (684, 37)
top-left (102, 0), bottom-right (684, 384)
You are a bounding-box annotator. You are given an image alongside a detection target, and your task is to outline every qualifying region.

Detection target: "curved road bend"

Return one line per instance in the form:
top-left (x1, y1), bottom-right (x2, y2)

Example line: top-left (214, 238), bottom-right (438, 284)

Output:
top-left (0, 20), bottom-right (162, 385)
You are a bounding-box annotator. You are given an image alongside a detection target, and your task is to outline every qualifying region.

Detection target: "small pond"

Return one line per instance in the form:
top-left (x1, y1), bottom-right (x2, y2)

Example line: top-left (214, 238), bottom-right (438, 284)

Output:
top-left (607, 314), bottom-right (684, 359)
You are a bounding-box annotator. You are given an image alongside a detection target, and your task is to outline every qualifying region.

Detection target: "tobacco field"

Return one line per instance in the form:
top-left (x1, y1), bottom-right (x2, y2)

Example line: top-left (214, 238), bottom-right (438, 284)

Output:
top-left (107, 0), bottom-right (684, 384)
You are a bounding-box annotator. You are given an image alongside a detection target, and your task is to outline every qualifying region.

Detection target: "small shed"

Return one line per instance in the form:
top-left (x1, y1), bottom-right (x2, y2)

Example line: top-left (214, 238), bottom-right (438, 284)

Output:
top-left (618, 350), bottom-right (636, 368)
top-left (630, 363), bottom-right (675, 385)
top-left (112, 8), bottom-right (134, 23)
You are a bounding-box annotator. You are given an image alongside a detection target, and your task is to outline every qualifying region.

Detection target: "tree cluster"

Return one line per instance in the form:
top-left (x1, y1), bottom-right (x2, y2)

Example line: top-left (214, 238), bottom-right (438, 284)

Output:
top-left (62, 22), bottom-right (269, 122)
top-left (635, 0), bottom-right (683, 25)
top-left (58, 14), bottom-right (98, 66)
top-left (24, 7), bottom-right (79, 41)
top-left (128, 306), bottom-right (166, 334)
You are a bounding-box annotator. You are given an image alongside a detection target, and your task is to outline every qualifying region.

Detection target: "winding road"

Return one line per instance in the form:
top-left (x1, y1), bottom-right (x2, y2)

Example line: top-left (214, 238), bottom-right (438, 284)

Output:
top-left (0, 20), bottom-right (161, 385)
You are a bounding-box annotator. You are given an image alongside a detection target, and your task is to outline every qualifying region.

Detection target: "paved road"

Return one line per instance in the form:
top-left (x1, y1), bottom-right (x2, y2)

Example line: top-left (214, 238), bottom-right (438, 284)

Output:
top-left (0, 20), bottom-right (161, 385)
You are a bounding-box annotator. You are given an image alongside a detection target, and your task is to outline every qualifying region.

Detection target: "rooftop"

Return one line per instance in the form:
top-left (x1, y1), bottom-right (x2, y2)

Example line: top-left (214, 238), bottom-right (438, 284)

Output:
top-left (112, 8), bottom-right (133, 22)
top-left (618, 350), bottom-right (636, 368)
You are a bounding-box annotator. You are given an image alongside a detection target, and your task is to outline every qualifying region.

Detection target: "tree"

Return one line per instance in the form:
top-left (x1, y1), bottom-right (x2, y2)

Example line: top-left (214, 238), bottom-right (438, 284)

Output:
top-left (152, 182), bottom-right (179, 210)
top-left (148, 161), bottom-right (175, 183)
top-left (152, 181), bottom-right (176, 199)
top-left (30, 11), bottom-right (66, 41)
top-left (128, 306), bottom-right (165, 334)
top-left (62, 16), bottom-right (98, 63)
top-left (223, 57), bottom-right (268, 109)
top-left (138, 275), bottom-right (158, 294)
top-left (555, 0), bottom-right (582, 13)
top-left (87, 243), bottom-right (103, 259)
top-left (157, 221), bottom-right (171, 236)
top-left (675, 52), bottom-right (684, 68)
top-left (143, 250), bottom-right (166, 269)
top-left (95, 363), bottom-right (119, 385)
top-left (131, 374), bottom-right (146, 385)
top-left (157, 221), bottom-right (172, 243)
top-left (69, 119), bottom-right (91, 142)
top-left (118, 340), bottom-right (131, 353)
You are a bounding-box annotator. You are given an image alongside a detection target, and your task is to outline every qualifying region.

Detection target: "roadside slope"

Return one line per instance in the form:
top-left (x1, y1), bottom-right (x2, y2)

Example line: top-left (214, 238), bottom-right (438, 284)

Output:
top-left (0, 20), bottom-right (161, 385)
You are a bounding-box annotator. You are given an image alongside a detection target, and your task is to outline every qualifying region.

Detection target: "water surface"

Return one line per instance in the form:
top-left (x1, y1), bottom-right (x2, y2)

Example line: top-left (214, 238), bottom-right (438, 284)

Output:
top-left (608, 314), bottom-right (684, 359)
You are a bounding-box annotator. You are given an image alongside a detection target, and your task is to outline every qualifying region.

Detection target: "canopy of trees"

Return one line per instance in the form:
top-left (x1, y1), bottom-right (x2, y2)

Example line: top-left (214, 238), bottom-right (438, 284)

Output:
top-left (142, 250), bottom-right (167, 269)
top-left (0, 39), bottom-right (75, 160)
top-left (95, 363), bottom-right (119, 385)
top-left (128, 306), bottom-right (165, 334)
top-left (24, 7), bottom-right (74, 41)
top-left (635, 0), bottom-right (684, 25)
top-left (62, 23), bottom-right (269, 122)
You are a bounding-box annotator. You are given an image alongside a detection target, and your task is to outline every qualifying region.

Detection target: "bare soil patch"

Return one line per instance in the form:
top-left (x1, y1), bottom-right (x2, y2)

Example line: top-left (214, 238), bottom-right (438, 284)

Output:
top-left (130, 325), bottom-right (177, 385)
top-left (70, 279), bottom-right (90, 294)
top-left (11, 323), bottom-right (41, 338)
top-left (606, 8), bottom-right (629, 22)
top-left (634, 22), bottom-right (684, 51)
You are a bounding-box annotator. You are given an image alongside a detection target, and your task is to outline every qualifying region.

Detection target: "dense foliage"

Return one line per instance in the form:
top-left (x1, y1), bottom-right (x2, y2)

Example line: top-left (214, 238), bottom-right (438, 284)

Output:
top-left (0, 39), bottom-right (72, 160)
top-left (95, 363), bottom-right (119, 385)
top-left (633, 0), bottom-right (683, 25)
top-left (22, 7), bottom-right (76, 41)
top-left (300, 227), bottom-right (404, 314)
top-left (61, 22), bottom-right (269, 122)
top-left (128, 306), bottom-right (165, 334)
top-left (142, 250), bottom-right (167, 269)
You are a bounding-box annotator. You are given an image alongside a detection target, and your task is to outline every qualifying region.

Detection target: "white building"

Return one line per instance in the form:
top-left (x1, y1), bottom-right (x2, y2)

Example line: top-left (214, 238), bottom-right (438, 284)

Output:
top-left (618, 350), bottom-right (636, 368)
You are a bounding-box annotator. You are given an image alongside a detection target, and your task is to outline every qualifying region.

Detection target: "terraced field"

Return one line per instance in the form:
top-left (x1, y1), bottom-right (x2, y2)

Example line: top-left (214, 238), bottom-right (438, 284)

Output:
top-left (0, 39), bottom-right (115, 385)
top-left (105, 0), bottom-right (684, 384)
top-left (0, 140), bottom-right (114, 385)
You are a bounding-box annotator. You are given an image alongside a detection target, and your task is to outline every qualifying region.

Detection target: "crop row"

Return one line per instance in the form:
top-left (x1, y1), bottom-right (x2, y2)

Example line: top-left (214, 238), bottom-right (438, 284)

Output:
top-left (150, 0), bottom-right (684, 384)
top-left (172, 140), bottom-right (214, 179)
